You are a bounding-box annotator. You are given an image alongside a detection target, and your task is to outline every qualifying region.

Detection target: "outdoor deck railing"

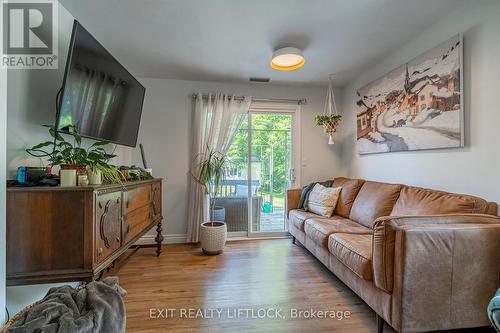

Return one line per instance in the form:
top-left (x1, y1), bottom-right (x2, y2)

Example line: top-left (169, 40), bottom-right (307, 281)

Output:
top-left (219, 179), bottom-right (259, 197)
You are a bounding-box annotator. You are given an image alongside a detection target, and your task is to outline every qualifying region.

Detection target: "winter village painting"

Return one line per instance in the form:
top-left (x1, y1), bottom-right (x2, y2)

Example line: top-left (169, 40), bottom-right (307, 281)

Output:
top-left (356, 35), bottom-right (463, 154)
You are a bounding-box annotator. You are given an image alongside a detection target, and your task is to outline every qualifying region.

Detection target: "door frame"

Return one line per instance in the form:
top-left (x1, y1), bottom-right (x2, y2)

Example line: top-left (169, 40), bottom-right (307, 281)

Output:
top-left (246, 104), bottom-right (301, 239)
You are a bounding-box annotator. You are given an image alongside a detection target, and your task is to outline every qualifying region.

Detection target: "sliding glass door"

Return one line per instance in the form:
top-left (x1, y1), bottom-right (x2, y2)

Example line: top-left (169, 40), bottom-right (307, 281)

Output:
top-left (223, 105), bottom-right (299, 238)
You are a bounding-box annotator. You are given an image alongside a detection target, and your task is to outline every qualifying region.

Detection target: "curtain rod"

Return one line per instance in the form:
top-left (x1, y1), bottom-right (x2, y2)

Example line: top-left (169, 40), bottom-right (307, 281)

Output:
top-left (191, 93), bottom-right (307, 105)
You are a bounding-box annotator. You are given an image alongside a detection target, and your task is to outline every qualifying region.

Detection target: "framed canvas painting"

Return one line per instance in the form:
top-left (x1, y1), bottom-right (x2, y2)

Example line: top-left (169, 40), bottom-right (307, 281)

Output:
top-left (356, 34), bottom-right (464, 154)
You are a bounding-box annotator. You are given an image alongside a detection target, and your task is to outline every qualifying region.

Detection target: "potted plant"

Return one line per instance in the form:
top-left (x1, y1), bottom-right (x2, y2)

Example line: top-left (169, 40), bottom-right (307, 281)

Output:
top-left (118, 165), bottom-right (154, 182)
top-left (26, 125), bottom-right (122, 185)
top-left (315, 114), bottom-right (342, 134)
top-left (193, 147), bottom-right (228, 255)
top-left (315, 114), bottom-right (342, 145)
top-left (86, 150), bottom-right (123, 185)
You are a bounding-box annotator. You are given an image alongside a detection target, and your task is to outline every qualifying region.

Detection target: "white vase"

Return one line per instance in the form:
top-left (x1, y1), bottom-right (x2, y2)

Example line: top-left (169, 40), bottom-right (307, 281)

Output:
top-left (60, 169), bottom-right (77, 187)
top-left (87, 169), bottom-right (102, 185)
top-left (200, 221), bottom-right (227, 255)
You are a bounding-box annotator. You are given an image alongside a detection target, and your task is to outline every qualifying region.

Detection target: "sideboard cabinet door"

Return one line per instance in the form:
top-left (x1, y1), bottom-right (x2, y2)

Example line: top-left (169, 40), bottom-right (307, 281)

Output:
top-left (95, 191), bottom-right (122, 264)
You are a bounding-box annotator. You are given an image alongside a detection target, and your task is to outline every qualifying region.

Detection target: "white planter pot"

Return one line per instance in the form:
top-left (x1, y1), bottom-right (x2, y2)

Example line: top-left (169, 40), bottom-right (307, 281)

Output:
top-left (88, 169), bottom-right (102, 185)
top-left (60, 169), bottom-right (77, 187)
top-left (200, 221), bottom-right (227, 255)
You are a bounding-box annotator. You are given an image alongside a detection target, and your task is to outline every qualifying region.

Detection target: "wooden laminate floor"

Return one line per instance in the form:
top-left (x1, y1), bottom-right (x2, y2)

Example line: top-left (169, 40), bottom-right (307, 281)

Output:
top-left (116, 239), bottom-right (492, 333)
top-left (117, 239), bottom-right (390, 333)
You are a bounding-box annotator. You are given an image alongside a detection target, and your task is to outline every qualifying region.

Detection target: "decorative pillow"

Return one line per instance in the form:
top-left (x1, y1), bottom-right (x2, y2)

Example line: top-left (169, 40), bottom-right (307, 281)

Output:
top-left (298, 183), bottom-right (315, 209)
top-left (300, 180), bottom-right (333, 210)
top-left (307, 184), bottom-right (342, 217)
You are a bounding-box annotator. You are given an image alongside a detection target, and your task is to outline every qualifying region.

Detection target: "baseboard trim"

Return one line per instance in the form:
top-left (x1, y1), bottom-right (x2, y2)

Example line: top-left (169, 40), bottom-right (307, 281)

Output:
top-left (135, 234), bottom-right (187, 245)
top-left (136, 233), bottom-right (290, 245)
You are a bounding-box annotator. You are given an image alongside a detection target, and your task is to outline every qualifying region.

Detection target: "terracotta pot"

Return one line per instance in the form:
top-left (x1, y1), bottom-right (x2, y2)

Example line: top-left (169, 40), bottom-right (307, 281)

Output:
top-left (119, 170), bottom-right (129, 181)
top-left (60, 164), bottom-right (87, 176)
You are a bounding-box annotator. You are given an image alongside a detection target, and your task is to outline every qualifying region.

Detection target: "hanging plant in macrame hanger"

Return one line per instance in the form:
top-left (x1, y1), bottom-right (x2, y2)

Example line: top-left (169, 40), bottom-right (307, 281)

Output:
top-left (315, 75), bottom-right (342, 144)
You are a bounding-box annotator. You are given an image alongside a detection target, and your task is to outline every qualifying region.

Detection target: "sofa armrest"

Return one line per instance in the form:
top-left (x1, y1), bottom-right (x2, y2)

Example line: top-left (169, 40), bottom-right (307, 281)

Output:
top-left (372, 214), bottom-right (500, 294)
top-left (286, 188), bottom-right (301, 219)
top-left (372, 214), bottom-right (500, 332)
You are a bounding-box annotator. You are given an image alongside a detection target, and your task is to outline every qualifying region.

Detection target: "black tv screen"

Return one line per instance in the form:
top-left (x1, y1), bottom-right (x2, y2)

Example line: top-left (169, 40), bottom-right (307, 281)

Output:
top-left (57, 20), bottom-right (145, 147)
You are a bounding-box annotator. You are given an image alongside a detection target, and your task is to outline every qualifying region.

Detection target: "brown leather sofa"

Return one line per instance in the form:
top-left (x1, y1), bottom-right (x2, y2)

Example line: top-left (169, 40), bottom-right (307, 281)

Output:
top-left (286, 177), bottom-right (500, 333)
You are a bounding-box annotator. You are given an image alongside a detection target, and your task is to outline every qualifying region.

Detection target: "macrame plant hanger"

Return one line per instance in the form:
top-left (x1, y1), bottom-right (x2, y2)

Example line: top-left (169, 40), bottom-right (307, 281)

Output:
top-left (323, 75), bottom-right (340, 144)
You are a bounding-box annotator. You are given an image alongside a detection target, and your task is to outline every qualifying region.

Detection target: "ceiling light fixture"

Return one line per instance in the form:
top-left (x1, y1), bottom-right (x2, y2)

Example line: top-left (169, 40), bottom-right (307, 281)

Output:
top-left (270, 47), bottom-right (305, 71)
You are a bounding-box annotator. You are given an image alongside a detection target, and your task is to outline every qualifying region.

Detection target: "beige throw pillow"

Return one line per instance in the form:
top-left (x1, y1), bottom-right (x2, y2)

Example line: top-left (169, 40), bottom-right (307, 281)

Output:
top-left (307, 184), bottom-right (342, 217)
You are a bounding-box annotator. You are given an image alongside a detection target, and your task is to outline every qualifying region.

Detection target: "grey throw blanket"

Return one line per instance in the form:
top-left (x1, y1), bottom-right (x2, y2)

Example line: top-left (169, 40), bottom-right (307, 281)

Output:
top-left (5, 277), bottom-right (127, 333)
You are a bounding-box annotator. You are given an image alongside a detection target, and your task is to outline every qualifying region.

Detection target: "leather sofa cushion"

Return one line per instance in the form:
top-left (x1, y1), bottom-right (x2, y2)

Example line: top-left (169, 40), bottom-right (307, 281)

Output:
top-left (350, 181), bottom-right (402, 228)
top-left (391, 185), bottom-right (491, 216)
top-left (332, 177), bottom-right (365, 218)
top-left (328, 233), bottom-right (373, 280)
top-left (304, 216), bottom-right (372, 248)
top-left (288, 209), bottom-right (320, 231)
top-left (487, 202), bottom-right (499, 215)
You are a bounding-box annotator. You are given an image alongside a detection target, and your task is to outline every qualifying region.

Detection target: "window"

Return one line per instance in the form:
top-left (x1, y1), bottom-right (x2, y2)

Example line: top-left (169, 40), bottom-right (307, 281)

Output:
top-left (420, 95), bottom-right (425, 101)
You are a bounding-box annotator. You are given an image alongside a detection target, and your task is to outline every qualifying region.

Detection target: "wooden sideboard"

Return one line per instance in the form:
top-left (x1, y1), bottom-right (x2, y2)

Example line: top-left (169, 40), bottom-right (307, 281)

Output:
top-left (6, 179), bottom-right (163, 286)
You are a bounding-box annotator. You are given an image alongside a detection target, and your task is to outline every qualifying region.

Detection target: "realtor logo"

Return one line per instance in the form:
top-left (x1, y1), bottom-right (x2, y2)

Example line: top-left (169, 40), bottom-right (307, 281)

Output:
top-left (1, 0), bottom-right (58, 69)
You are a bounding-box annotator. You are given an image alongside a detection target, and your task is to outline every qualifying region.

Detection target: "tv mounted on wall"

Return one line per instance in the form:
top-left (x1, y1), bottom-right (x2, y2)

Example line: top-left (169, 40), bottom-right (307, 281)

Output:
top-left (56, 20), bottom-right (145, 147)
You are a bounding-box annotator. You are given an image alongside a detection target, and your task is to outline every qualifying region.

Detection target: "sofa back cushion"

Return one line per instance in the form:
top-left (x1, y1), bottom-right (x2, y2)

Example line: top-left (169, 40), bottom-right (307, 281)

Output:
top-left (349, 181), bottom-right (402, 228)
top-left (391, 185), bottom-right (492, 216)
top-left (332, 177), bottom-right (365, 218)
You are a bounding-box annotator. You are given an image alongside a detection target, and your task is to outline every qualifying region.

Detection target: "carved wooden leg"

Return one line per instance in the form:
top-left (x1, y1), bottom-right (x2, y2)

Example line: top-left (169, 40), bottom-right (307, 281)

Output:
top-left (376, 314), bottom-right (384, 333)
top-left (292, 236), bottom-right (296, 245)
top-left (155, 219), bottom-right (164, 256)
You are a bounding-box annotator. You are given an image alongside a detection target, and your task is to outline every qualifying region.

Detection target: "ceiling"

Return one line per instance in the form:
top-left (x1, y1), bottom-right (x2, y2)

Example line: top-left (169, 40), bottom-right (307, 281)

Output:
top-left (59, 0), bottom-right (465, 87)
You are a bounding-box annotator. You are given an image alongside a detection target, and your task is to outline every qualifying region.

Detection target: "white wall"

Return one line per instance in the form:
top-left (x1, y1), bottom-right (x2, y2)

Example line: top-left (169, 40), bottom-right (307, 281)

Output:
top-left (338, 0), bottom-right (500, 206)
top-left (132, 78), bottom-right (342, 241)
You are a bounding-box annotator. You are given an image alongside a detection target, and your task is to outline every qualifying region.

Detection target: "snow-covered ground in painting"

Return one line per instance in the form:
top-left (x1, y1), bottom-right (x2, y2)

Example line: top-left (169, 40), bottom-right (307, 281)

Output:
top-left (417, 111), bottom-right (460, 132)
top-left (377, 107), bottom-right (460, 150)
top-left (358, 138), bottom-right (389, 153)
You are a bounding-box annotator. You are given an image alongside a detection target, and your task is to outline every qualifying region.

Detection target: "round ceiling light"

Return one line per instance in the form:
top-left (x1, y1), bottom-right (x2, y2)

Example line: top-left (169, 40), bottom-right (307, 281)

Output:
top-left (270, 47), bottom-right (305, 71)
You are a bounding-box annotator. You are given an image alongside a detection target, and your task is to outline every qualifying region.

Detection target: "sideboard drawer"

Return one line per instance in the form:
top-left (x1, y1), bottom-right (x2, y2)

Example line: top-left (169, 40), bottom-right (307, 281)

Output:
top-left (123, 185), bottom-right (151, 214)
top-left (123, 205), bottom-right (152, 244)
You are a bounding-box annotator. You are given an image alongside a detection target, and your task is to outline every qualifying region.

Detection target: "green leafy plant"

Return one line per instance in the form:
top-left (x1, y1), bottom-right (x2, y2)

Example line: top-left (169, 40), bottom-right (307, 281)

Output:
top-left (26, 125), bottom-right (122, 184)
top-left (314, 114), bottom-right (342, 133)
top-left (192, 146), bottom-right (228, 225)
top-left (88, 163), bottom-right (124, 184)
top-left (118, 165), bottom-right (154, 181)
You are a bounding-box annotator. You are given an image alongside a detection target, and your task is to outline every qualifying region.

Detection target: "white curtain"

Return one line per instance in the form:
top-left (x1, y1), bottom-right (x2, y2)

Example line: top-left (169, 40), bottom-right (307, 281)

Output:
top-left (186, 93), bottom-right (251, 242)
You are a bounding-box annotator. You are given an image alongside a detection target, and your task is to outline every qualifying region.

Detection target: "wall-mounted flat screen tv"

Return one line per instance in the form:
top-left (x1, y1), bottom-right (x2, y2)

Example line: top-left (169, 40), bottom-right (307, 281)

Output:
top-left (56, 20), bottom-right (145, 147)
